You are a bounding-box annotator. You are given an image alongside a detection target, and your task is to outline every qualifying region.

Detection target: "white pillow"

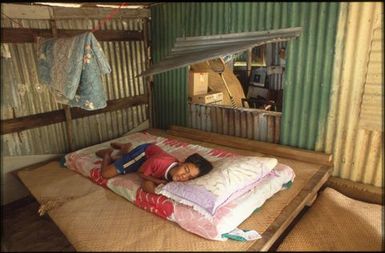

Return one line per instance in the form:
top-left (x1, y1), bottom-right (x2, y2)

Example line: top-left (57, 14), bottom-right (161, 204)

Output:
top-left (156, 156), bottom-right (278, 218)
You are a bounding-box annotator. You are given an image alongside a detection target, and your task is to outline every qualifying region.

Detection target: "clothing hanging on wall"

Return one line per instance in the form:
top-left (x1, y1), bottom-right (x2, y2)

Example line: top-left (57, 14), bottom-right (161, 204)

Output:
top-left (37, 32), bottom-right (111, 110)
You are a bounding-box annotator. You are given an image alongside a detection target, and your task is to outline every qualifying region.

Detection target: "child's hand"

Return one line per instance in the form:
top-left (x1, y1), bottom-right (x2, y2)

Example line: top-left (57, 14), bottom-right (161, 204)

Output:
top-left (142, 180), bottom-right (156, 193)
top-left (158, 179), bottom-right (168, 185)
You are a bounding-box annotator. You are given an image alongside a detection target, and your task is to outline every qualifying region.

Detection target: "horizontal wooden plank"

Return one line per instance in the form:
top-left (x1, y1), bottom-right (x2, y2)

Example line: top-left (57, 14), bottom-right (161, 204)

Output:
top-left (1, 28), bottom-right (143, 43)
top-left (2, 3), bottom-right (52, 19)
top-left (1, 3), bottom-right (150, 19)
top-left (1, 95), bottom-right (148, 135)
top-left (52, 6), bottom-right (150, 19)
top-left (249, 166), bottom-right (332, 251)
top-left (147, 128), bottom-right (332, 251)
top-left (325, 176), bottom-right (383, 205)
top-left (168, 125), bottom-right (333, 166)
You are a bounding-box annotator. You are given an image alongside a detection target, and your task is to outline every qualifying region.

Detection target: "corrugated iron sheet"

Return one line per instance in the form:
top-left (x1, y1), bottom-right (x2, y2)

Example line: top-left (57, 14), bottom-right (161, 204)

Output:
top-left (266, 41), bottom-right (287, 90)
top-left (316, 2), bottom-right (383, 187)
top-left (151, 2), bottom-right (340, 140)
top-left (1, 16), bottom-right (149, 156)
top-left (140, 27), bottom-right (302, 77)
top-left (359, 20), bottom-right (383, 132)
top-left (188, 103), bottom-right (281, 143)
top-left (280, 2), bottom-right (339, 150)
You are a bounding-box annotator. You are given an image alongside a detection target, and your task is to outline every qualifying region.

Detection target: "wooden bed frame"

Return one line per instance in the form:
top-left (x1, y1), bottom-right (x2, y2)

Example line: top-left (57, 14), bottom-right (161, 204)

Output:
top-left (16, 126), bottom-right (332, 251)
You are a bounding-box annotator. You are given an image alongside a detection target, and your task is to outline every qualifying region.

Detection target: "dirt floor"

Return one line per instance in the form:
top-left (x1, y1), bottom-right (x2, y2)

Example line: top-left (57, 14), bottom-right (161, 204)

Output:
top-left (2, 196), bottom-right (75, 252)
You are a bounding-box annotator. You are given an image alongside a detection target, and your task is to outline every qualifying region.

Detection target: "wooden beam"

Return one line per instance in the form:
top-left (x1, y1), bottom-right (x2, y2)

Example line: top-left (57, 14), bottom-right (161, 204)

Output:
top-left (143, 17), bottom-right (153, 128)
top-left (52, 6), bottom-right (150, 19)
top-left (324, 176), bottom-right (383, 205)
top-left (1, 95), bottom-right (148, 135)
top-left (1, 4), bottom-right (150, 20)
top-left (248, 166), bottom-right (332, 251)
top-left (1, 28), bottom-right (144, 43)
top-left (2, 3), bottom-right (52, 19)
top-left (143, 128), bottom-right (333, 251)
top-left (167, 125), bottom-right (333, 166)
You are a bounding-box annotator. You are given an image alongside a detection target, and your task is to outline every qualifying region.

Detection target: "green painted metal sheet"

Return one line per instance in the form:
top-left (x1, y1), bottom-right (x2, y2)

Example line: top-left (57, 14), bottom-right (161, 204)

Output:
top-left (151, 2), bottom-right (340, 151)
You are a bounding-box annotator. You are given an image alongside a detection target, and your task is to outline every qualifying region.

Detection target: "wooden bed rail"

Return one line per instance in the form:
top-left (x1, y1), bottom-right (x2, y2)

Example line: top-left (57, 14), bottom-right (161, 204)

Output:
top-left (167, 125), bottom-right (333, 167)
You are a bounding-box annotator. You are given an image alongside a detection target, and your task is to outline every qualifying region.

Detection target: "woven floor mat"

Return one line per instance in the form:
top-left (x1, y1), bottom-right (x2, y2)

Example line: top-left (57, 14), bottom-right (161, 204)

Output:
top-left (277, 187), bottom-right (383, 251)
top-left (17, 149), bottom-right (322, 251)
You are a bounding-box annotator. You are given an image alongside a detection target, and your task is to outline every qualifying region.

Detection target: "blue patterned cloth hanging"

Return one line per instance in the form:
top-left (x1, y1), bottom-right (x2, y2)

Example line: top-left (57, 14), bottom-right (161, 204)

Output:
top-left (37, 32), bottom-right (111, 110)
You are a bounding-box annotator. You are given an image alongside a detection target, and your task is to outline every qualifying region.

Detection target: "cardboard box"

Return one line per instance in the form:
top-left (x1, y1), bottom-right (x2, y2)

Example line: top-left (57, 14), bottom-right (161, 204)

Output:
top-left (189, 72), bottom-right (208, 97)
top-left (192, 92), bottom-right (223, 105)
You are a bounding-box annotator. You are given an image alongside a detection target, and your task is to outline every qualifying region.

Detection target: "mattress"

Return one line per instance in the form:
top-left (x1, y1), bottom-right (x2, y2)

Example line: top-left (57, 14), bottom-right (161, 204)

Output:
top-left (17, 129), bottom-right (330, 251)
top-left (65, 131), bottom-right (295, 241)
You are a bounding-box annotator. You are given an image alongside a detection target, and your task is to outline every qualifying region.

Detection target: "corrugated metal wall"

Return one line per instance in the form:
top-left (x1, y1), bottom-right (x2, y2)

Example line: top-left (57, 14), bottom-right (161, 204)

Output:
top-left (316, 2), bottom-right (383, 187)
top-left (150, 3), bottom-right (340, 151)
top-left (1, 15), bottom-right (149, 156)
top-left (280, 3), bottom-right (339, 150)
top-left (188, 103), bottom-right (281, 143)
top-left (266, 41), bottom-right (287, 91)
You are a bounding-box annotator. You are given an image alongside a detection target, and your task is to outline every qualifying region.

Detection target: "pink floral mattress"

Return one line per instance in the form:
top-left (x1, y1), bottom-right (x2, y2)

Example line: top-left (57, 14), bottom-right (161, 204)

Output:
top-left (65, 131), bottom-right (295, 241)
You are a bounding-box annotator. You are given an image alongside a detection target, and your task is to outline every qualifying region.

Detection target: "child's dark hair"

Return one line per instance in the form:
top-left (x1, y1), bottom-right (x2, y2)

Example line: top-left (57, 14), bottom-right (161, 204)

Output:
top-left (185, 153), bottom-right (213, 177)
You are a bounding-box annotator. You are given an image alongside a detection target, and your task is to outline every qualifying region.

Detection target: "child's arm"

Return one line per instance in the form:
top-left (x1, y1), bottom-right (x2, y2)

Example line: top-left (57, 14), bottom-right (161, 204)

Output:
top-left (137, 158), bottom-right (168, 193)
top-left (141, 180), bottom-right (157, 193)
top-left (137, 170), bottom-right (168, 193)
top-left (137, 172), bottom-right (167, 185)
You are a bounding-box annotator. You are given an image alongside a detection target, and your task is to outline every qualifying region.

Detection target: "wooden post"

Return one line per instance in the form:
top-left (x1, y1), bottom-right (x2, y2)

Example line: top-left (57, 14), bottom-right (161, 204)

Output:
top-left (143, 17), bottom-right (153, 128)
top-left (247, 48), bottom-right (252, 79)
top-left (50, 20), bottom-right (74, 152)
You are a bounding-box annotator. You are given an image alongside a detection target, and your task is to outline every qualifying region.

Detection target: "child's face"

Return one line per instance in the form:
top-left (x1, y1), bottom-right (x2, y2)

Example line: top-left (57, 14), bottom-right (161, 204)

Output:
top-left (172, 162), bottom-right (200, 182)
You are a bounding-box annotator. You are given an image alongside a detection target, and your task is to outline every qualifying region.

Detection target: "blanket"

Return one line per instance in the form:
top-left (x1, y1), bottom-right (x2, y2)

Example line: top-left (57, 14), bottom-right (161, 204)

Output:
top-left (37, 32), bottom-right (111, 110)
top-left (65, 131), bottom-right (295, 240)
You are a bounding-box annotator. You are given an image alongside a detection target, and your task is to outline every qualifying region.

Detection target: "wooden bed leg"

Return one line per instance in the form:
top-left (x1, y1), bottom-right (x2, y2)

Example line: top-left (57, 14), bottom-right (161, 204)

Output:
top-left (305, 193), bottom-right (318, 207)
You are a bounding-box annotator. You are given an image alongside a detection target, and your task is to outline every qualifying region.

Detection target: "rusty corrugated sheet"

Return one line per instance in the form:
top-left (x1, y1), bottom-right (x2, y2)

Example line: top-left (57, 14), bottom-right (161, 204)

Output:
top-left (317, 2), bottom-right (383, 187)
top-left (1, 15), bottom-right (149, 156)
top-left (188, 103), bottom-right (281, 143)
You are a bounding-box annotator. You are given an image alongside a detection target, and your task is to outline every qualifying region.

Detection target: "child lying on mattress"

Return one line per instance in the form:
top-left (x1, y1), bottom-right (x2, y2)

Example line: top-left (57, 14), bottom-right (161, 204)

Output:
top-left (96, 142), bottom-right (213, 193)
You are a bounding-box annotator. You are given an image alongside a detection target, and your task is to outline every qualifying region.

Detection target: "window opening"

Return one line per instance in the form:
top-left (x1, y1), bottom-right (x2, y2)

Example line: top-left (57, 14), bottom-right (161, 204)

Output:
top-left (232, 42), bottom-right (286, 112)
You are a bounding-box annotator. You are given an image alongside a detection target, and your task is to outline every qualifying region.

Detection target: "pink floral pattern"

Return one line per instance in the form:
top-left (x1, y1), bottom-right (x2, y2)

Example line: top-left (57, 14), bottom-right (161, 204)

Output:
top-left (64, 132), bottom-right (295, 240)
top-left (135, 188), bottom-right (174, 220)
top-left (89, 167), bottom-right (108, 187)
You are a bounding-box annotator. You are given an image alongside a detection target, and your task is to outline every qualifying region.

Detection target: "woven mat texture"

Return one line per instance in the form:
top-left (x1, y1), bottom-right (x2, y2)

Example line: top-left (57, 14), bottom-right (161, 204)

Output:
top-left (18, 152), bottom-right (321, 251)
top-left (277, 187), bottom-right (383, 251)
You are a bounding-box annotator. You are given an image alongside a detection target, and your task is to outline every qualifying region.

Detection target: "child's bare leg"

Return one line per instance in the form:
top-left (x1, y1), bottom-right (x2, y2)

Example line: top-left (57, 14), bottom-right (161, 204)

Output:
top-left (100, 151), bottom-right (119, 178)
top-left (95, 148), bottom-right (114, 159)
top-left (110, 142), bottom-right (132, 155)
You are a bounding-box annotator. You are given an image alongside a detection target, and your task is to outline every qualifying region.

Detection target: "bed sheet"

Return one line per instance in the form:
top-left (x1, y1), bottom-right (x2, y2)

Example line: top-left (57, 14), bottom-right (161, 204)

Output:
top-left (65, 131), bottom-right (295, 240)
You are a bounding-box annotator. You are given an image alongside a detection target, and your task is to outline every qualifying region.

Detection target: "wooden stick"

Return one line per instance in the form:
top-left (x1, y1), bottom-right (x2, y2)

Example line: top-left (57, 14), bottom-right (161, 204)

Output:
top-left (1, 28), bottom-right (143, 43)
top-left (324, 177), bottom-right (383, 205)
top-left (248, 166), bottom-right (331, 251)
top-left (142, 17), bottom-right (153, 128)
top-left (168, 125), bottom-right (333, 166)
top-left (1, 95), bottom-right (148, 135)
top-left (63, 105), bottom-right (74, 152)
top-left (146, 128), bottom-right (332, 251)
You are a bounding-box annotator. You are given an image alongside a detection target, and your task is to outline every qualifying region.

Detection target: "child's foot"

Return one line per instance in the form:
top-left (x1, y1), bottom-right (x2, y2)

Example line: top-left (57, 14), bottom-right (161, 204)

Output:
top-left (95, 148), bottom-right (113, 158)
top-left (110, 142), bottom-right (132, 153)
